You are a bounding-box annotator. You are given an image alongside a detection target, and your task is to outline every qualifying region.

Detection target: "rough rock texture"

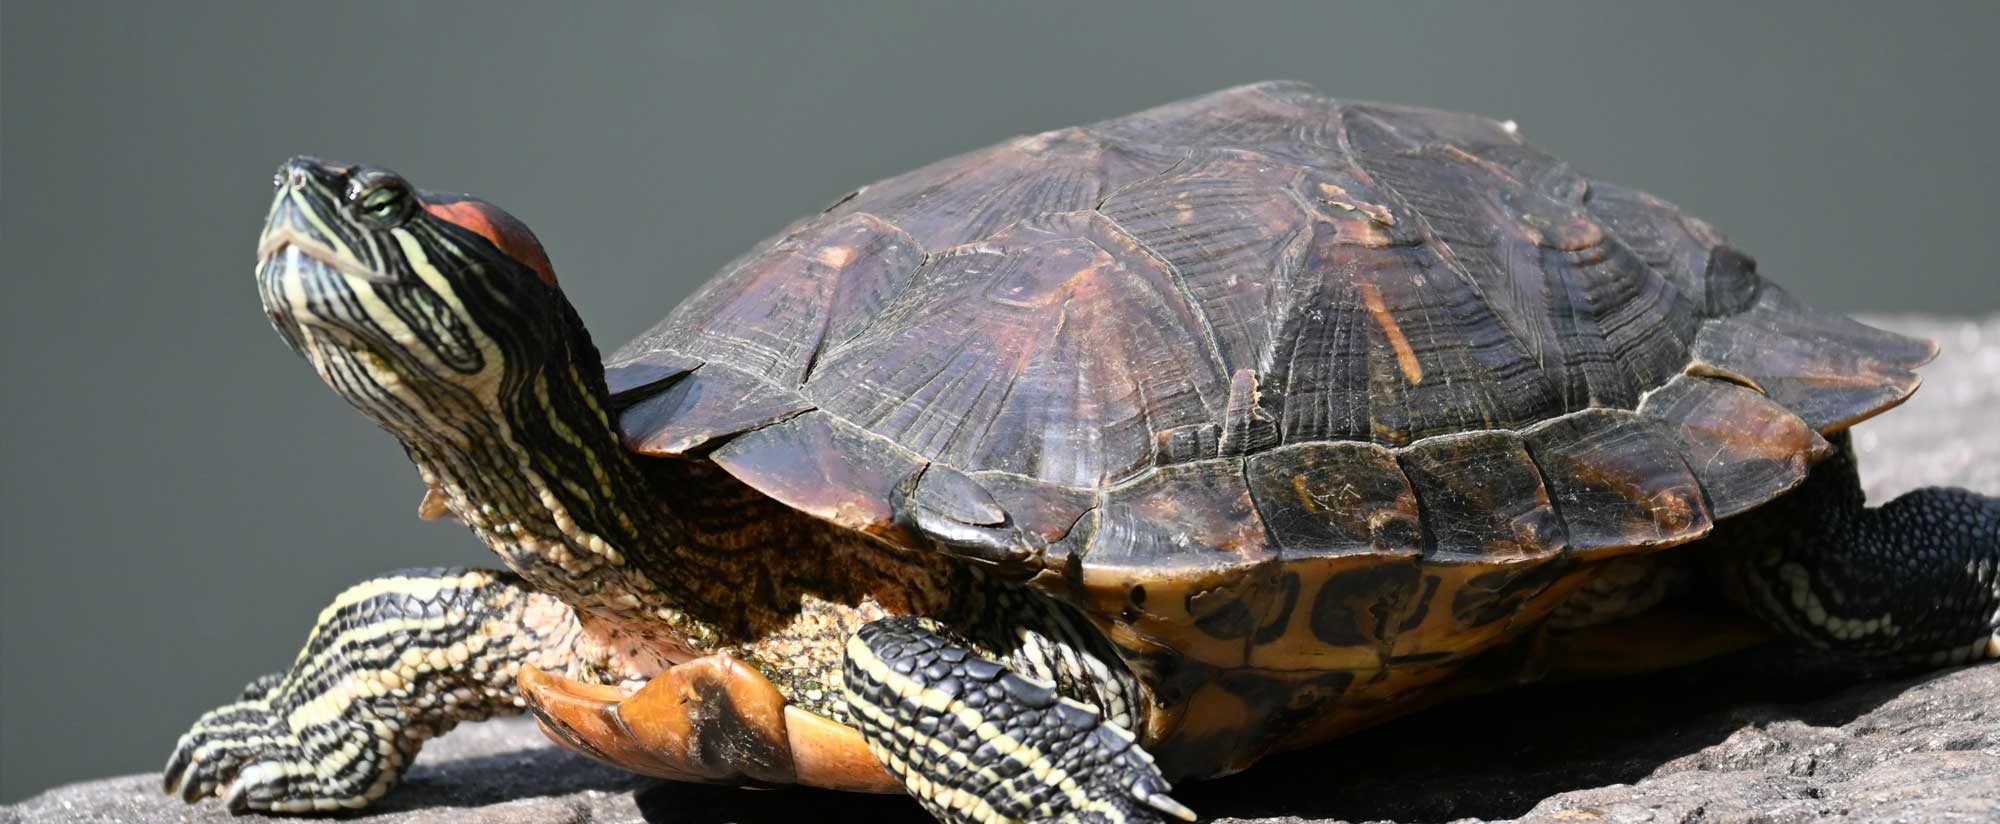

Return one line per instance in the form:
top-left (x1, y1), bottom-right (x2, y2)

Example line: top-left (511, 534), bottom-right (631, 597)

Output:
top-left (8, 316), bottom-right (1996, 824)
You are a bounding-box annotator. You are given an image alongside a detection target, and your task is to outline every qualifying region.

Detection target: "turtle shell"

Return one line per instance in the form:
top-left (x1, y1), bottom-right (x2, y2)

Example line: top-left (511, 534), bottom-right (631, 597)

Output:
top-left (603, 81), bottom-right (1932, 766)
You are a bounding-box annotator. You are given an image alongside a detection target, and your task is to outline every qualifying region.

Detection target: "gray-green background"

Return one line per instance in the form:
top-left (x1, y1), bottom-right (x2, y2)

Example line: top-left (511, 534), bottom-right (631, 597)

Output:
top-left (4, 0), bottom-right (1996, 804)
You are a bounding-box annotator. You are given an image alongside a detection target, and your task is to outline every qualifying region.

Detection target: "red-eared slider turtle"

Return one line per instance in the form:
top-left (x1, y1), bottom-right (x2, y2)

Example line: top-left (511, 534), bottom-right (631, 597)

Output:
top-left (166, 82), bottom-right (1999, 821)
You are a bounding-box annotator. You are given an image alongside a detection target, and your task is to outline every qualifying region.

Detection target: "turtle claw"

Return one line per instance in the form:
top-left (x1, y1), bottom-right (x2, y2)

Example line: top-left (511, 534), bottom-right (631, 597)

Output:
top-left (237, 671), bottom-right (286, 701)
top-left (163, 678), bottom-right (389, 813)
top-left (163, 696), bottom-right (279, 802)
top-left (219, 754), bottom-right (369, 814)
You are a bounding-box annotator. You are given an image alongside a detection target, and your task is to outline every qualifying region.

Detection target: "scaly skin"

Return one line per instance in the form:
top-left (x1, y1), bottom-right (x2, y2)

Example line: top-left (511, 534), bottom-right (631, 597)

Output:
top-left (844, 617), bottom-right (1190, 824)
top-left (163, 568), bottom-right (584, 812)
top-left (1717, 433), bottom-right (2000, 664)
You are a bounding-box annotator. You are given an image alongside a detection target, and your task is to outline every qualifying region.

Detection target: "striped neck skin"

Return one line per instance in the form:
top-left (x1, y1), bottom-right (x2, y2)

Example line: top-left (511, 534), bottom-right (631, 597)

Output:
top-left (255, 157), bottom-right (730, 650)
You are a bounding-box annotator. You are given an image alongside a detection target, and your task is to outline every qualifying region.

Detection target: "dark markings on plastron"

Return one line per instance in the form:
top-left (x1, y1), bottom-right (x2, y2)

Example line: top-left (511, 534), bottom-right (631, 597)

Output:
top-left (689, 680), bottom-right (789, 781)
top-left (1309, 563), bottom-right (1421, 647)
top-left (1193, 593), bottom-right (1258, 641)
top-left (1253, 572), bottom-right (1302, 646)
top-left (1397, 574), bottom-right (1443, 633)
top-left (1450, 560), bottom-right (1570, 628)
top-left (1217, 668), bottom-right (1356, 731)
top-left (1115, 641), bottom-right (1209, 712)
top-left (1387, 650), bottom-right (1453, 664)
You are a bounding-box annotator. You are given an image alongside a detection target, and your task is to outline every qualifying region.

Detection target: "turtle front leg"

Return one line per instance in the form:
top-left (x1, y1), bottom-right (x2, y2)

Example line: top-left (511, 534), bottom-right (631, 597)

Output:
top-left (163, 567), bottom-right (581, 812)
top-left (1720, 434), bottom-right (1999, 664)
top-left (842, 616), bottom-right (1193, 824)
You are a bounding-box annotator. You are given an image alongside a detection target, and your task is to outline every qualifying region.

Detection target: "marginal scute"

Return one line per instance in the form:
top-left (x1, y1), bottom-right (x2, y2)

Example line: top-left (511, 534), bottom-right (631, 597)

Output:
top-left (967, 470), bottom-right (1095, 547)
top-left (709, 410), bottom-right (925, 544)
top-left (619, 363), bottom-right (813, 456)
top-left (1245, 441), bottom-right (1420, 555)
top-left (1749, 285), bottom-right (1936, 368)
top-left (910, 462), bottom-right (1004, 525)
top-left (1638, 374), bottom-right (1829, 518)
top-left (1079, 459), bottom-right (1278, 667)
top-left (1688, 284), bottom-right (1932, 432)
top-left (1395, 430), bottom-right (1565, 562)
top-left (1087, 460), bottom-right (1274, 571)
top-left (1521, 408), bottom-right (1712, 556)
top-left (901, 462), bottom-right (1039, 571)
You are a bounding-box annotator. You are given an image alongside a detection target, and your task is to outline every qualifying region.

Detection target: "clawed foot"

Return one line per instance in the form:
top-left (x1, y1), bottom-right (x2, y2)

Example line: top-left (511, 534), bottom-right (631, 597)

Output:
top-left (163, 674), bottom-right (400, 813)
top-left (845, 617), bottom-right (1194, 824)
top-left (161, 569), bottom-right (563, 813)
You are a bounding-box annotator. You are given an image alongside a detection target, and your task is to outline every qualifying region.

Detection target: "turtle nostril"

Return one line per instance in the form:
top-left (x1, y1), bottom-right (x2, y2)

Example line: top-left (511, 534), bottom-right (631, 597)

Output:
top-left (288, 168), bottom-right (308, 189)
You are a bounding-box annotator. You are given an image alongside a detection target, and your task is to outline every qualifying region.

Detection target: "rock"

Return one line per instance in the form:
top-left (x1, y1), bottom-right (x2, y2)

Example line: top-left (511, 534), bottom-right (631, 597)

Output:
top-left (0, 719), bottom-right (648, 824)
top-left (8, 316), bottom-right (1997, 824)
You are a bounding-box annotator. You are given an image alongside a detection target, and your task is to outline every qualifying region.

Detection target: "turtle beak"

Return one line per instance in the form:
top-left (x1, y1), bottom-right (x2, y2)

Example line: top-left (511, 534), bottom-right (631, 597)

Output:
top-left (256, 157), bottom-right (396, 285)
top-left (255, 158), bottom-right (407, 355)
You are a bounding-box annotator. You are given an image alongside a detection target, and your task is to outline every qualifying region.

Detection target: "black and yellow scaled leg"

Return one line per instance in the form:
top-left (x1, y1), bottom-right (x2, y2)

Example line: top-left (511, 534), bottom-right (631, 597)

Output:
top-left (843, 617), bottom-right (1193, 824)
top-left (164, 567), bottom-right (576, 812)
top-left (1722, 434), bottom-right (2000, 664)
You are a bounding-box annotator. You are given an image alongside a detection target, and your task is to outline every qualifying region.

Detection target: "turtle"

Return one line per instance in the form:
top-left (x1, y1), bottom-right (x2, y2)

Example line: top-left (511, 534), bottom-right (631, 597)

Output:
top-left (164, 81), bottom-right (2000, 822)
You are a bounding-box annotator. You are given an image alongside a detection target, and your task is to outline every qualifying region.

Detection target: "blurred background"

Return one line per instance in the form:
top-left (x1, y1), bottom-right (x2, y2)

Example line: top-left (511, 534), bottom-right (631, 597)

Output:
top-left (4, 0), bottom-right (1997, 803)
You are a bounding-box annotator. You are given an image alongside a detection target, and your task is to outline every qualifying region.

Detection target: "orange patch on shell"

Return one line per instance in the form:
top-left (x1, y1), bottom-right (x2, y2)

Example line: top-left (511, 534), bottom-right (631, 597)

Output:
top-left (422, 197), bottom-right (559, 285)
top-left (1358, 281), bottom-right (1424, 384)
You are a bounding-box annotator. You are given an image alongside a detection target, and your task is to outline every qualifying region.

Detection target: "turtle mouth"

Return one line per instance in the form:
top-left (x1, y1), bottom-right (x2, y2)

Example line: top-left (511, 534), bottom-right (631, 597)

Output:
top-left (256, 227), bottom-right (397, 285)
top-left (256, 239), bottom-right (401, 362)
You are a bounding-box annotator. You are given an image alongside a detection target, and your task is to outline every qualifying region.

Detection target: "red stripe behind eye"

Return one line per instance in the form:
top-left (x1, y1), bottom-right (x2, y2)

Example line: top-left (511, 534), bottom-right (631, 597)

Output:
top-left (422, 199), bottom-right (559, 286)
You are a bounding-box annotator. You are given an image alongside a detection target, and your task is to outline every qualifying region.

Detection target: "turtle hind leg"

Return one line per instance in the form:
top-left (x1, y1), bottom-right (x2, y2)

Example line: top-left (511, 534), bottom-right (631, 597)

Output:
top-left (163, 567), bottom-right (579, 812)
top-left (842, 616), bottom-right (1192, 824)
top-left (1718, 433), bottom-right (2000, 665)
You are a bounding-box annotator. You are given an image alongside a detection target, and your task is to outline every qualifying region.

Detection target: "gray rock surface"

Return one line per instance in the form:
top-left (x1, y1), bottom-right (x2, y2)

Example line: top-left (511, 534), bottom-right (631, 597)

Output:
top-left (8, 315), bottom-right (1997, 824)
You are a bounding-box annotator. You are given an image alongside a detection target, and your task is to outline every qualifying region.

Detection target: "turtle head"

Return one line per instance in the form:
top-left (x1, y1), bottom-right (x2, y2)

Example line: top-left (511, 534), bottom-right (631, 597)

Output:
top-left (253, 157), bottom-right (728, 638)
top-left (256, 157), bottom-right (608, 433)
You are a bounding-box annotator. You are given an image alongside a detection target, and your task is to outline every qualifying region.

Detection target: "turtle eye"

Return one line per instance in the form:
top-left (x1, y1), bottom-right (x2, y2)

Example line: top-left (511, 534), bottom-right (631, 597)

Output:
top-left (351, 181), bottom-right (412, 226)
